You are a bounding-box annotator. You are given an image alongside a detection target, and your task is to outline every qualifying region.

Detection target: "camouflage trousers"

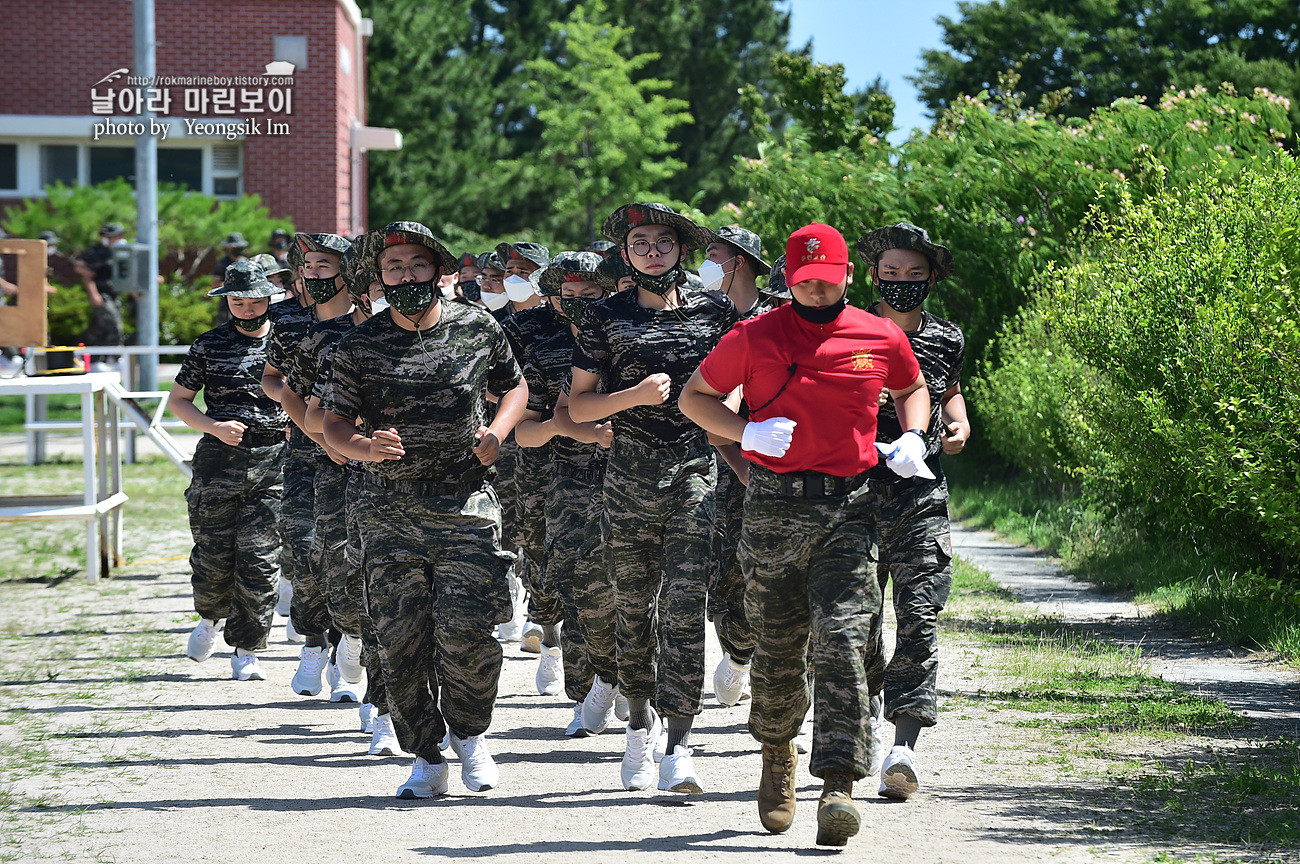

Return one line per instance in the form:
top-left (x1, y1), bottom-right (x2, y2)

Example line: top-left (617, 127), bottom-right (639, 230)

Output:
top-left (345, 470), bottom-right (387, 713)
top-left (866, 474), bottom-right (953, 727)
top-left (185, 435), bottom-right (284, 651)
top-left (517, 445), bottom-right (563, 626)
top-left (282, 445), bottom-right (328, 645)
top-left (83, 296), bottom-right (124, 360)
top-left (311, 461), bottom-right (361, 636)
top-left (603, 436), bottom-right (715, 718)
top-left (709, 455), bottom-right (754, 664)
top-left (493, 437), bottom-right (527, 619)
top-left (356, 476), bottom-right (514, 762)
top-left (544, 463), bottom-right (615, 701)
top-left (741, 465), bottom-right (883, 780)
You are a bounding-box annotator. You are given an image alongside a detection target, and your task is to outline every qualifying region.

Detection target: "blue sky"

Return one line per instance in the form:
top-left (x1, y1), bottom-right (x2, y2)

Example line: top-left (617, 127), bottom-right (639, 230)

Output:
top-left (783, 0), bottom-right (964, 142)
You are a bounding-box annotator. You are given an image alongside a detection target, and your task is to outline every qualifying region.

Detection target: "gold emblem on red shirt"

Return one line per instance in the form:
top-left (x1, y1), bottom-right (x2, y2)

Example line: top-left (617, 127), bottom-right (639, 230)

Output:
top-left (850, 349), bottom-right (874, 371)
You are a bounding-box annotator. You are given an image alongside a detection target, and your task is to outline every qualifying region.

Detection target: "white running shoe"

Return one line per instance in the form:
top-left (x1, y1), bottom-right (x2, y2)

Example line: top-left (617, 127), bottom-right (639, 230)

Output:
top-left (330, 667), bottom-right (365, 704)
top-left (359, 702), bottom-right (379, 733)
top-left (520, 622), bottom-right (543, 654)
top-left (396, 756), bottom-right (448, 799)
top-left (536, 645), bottom-right (564, 696)
top-left (369, 713), bottom-right (403, 756)
top-left (336, 633), bottom-right (365, 682)
top-left (186, 618), bottom-right (220, 662)
top-left (582, 674), bottom-right (619, 733)
top-left (291, 645), bottom-right (329, 696)
top-left (276, 578), bottom-right (292, 617)
top-left (230, 650), bottom-right (265, 681)
top-left (449, 731), bottom-right (499, 792)
top-left (615, 691), bottom-right (630, 722)
top-left (497, 586), bottom-right (528, 641)
top-left (439, 730), bottom-right (450, 751)
top-left (653, 725), bottom-right (669, 762)
top-left (621, 711), bottom-right (661, 791)
top-left (794, 707), bottom-right (813, 755)
top-left (879, 744), bottom-right (919, 800)
top-left (658, 745), bottom-right (703, 794)
top-left (713, 653), bottom-right (751, 707)
top-left (868, 696), bottom-right (887, 777)
top-left (285, 617), bottom-right (305, 644)
top-left (565, 703), bottom-right (589, 738)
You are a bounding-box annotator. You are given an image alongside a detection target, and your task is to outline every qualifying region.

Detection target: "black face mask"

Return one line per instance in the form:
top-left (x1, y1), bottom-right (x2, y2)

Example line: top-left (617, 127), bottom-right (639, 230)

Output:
top-left (304, 276), bottom-right (342, 304)
top-left (877, 279), bottom-right (930, 313)
top-left (385, 278), bottom-right (437, 318)
top-left (790, 290), bottom-right (847, 324)
top-left (234, 310), bottom-right (270, 332)
top-left (559, 296), bottom-right (596, 326)
top-left (458, 280), bottom-right (482, 302)
top-left (630, 262), bottom-right (681, 296)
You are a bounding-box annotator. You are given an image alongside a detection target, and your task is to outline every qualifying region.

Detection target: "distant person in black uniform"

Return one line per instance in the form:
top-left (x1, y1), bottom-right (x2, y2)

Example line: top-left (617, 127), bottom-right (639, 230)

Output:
top-left (74, 222), bottom-right (127, 368)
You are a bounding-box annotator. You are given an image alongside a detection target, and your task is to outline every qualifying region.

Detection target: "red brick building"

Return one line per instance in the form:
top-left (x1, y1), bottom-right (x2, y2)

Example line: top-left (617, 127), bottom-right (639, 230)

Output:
top-left (0, 0), bottom-right (399, 236)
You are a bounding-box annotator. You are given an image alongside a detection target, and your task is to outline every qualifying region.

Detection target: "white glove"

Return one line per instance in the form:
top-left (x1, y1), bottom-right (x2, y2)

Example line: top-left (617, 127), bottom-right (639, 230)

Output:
top-left (742, 417), bottom-right (797, 458)
top-left (875, 431), bottom-right (936, 480)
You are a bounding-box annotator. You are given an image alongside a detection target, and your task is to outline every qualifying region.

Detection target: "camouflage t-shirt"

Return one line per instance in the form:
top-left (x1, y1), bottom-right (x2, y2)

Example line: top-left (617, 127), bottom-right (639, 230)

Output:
top-left (868, 304), bottom-right (965, 468)
top-left (175, 321), bottom-right (288, 434)
top-left (574, 285), bottom-right (738, 449)
top-left (519, 314), bottom-right (605, 469)
top-left (267, 300), bottom-right (322, 458)
top-left (503, 305), bottom-right (566, 458)
top-left (287, 313), bottom-right (354, 402)
top-left (319, 303), bottom-right (523, 483)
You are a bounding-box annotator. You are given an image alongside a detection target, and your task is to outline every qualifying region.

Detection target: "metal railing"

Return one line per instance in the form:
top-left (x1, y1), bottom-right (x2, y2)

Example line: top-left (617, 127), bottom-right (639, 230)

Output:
top-left (21, 345), bottom-right (193, 470)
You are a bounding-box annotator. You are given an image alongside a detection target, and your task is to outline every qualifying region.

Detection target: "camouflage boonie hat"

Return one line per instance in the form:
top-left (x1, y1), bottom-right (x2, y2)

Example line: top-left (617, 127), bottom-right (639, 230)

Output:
top-left (293, 232), bottom-right (350, 259)
top-left (38, 230), bottom-right (60, 248)
top-left (251, 252), bottom-right (290, 278)
top-left (495, 241), bottom-right (550, 269)
top-left (765, 254), bottom-right (790, 299)
top-left (530, 251), bottom-right (604, 297)
top-left (713, 225), bottom-right (771, 275)
top-left (368, 221), bottom-right (457, 275)
top-left (222, 231), bottom-right (248, 248)
top-left (584, 239), bottom-right (616, 255)
top-left (457, 252), bottom-right (481, 272)
top-left (340, 237), bottom-right (377, 299)
top-left (100, 222), bottom-right (126, 237)
top-left (593, 253), bottom-right (633, 291)
top-left (476, 251), bottom-right (503, 272)
top-left (856, 222), bottom-right (954, 282)
top-left (601, 202), bottom-right (716, 253)
top-left (208, 259), bottom-right (278, 298)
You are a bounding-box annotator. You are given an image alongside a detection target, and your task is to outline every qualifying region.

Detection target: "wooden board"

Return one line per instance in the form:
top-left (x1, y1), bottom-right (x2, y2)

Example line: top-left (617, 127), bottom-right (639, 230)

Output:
top-left (0, 238), bottom-right (50, 346)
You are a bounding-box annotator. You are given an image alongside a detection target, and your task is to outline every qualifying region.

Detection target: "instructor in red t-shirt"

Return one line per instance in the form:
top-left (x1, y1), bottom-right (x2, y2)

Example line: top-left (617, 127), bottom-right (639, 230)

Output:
top-left (679, 223), bottom-right (931, 848)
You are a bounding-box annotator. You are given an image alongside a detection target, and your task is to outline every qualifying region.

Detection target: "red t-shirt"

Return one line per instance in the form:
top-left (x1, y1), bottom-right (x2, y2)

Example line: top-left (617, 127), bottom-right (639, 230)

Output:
top-left (699, 304), bottom-right (921, 476)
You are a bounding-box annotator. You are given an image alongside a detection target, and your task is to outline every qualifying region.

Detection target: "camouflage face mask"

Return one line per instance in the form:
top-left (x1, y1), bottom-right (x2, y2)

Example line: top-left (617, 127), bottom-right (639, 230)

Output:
top-left (234, 310), bottom-right (270, 332)
top-left (877, 278), bottom-right (929, 313)
top-left (629, 262), bottom-right (680, 296)
top-left (304, 276), bottom-right (343, 304)
top-left (385, 277), bottom-right (437, 318)
top-left (559, 296), bottom-right (596, 326)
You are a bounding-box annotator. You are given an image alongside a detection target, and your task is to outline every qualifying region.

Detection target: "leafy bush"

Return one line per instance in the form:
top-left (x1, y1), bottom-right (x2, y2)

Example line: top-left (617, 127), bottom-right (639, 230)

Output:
top-left (978, 153), bottom-right (1300, 562)
top-left (2, 180), bottom-right (291, 343)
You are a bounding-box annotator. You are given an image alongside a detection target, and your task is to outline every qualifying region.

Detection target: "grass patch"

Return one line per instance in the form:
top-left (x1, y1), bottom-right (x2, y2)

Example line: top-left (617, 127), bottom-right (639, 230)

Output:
top-left (946, 458), bottom-right (1300, 664)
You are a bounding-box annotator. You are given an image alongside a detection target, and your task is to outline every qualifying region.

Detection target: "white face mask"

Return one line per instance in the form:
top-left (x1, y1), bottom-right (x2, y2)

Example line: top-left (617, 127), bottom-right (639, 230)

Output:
top-left (439, 282), bottom-right (456, 298)
top-left (504, 274), bottom-right (535, 303)
top-left (481, 290), bottom-right (511, 311)
top-left (698, 259), bottom-right (726, 292)
top-left (370, 296), bottom-right (390, 314)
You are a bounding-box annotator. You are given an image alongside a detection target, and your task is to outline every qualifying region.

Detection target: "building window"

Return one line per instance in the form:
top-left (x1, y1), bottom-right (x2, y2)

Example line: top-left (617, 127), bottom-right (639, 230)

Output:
top-left (0, 144), bottom-right (16, 190)
top-left (159, 148), bottom-right (202, 190)
top-left (40, 144), bottom-right (78, 187)
top-left (90, 146), bottom-right (135, 185)
top-left (211, 145), bottom-right (242, 197)
top-left (274, 35), bottom-right (308, 70)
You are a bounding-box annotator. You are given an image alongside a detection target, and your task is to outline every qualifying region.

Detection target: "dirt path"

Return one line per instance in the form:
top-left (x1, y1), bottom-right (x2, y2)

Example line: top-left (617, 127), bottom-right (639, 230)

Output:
top-left (1, 524), bottom-right (1292, 862)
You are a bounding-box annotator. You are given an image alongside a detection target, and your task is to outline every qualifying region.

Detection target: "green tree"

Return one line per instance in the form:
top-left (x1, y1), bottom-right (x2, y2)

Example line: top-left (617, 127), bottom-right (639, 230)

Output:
top-left (514, 0), bottom-right (692, 245)
top-left (912, 0), bottom-right (1300, 133)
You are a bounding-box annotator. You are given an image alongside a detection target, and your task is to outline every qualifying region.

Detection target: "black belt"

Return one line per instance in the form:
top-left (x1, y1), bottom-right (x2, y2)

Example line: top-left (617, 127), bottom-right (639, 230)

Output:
top-left (774, 470), bottom-right (868, 498)
top-left (363, 473), bottom-right (484, 497)
top-left (554, 461), bottom-right (605, 482)
top-left (207, 429), bottom-right (285, 449)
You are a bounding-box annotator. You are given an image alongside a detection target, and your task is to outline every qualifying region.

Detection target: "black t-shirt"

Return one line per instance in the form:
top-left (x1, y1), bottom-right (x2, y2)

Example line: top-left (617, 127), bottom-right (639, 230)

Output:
top-left (266, 301), bottom-right (321, 457)
top-left (574, 285), bottom-right (738, 450)
top-left (319, 303), bottom-right (523, 483)
top-left (78, 245), bottom-right (115, 298)
top-left (869, 304), bottom-right (965, 468)
top-left (519, 315), bottom-right (605, 469)
top-left (175, 321), bottom-right (288, 434)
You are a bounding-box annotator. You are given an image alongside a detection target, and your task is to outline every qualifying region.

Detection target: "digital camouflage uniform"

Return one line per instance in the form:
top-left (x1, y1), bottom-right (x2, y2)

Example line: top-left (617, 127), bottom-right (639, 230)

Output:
top-left (177, 317), bottom-right (287, 651)
top-left (574, 278), bottom-right (737, 718)
top-left (502, 305), bottom-right (568, 630)
top-left (320, 249), bottom-right (521, 763)
top-left (865, 305), bottom-right (963, 727)
top-left (267, 297), bottom-right (316, 582)
top-left (518, 253), bottom-right (616, 700)
top-left (77, 244), bottom-right (125, 353)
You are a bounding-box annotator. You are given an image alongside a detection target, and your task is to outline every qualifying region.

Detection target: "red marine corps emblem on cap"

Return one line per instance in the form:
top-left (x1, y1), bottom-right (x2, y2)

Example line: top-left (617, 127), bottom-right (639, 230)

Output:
top-left (384, 233), bottom-right (406, 247)
top-left (628, 207), bottom-right (646, 227)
